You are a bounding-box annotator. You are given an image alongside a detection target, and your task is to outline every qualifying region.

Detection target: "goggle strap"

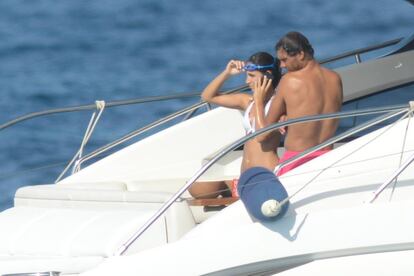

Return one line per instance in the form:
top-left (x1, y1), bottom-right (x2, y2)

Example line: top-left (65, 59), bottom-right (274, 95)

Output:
top-left (243, 63), bottom-right (274, 71)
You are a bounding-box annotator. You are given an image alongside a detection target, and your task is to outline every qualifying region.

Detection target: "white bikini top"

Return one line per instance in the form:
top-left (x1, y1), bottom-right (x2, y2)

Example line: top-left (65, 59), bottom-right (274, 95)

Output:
top-left (242, 96), bottom-right (273, 134)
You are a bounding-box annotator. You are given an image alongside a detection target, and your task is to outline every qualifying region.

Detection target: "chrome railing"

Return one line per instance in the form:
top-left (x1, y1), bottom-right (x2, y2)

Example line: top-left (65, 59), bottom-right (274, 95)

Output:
top-left (2, 36), bottom-right (402, 132)
top-left (274, 105), bottom-right (411, 174)
top-left (55, 84), bottom-right (249, 181)
top-left (0, 92), bottom-right (206, 131)
top-left (66, 37), bottom-right (410, 177)
top-left (116, 102), bottom-right (413, 255)
top-left (0, 35), bottom-right (408, 182)
top-left (318, 37), bottom-right (402, 64)
top-left (1, 35), bottom-right (403, 134)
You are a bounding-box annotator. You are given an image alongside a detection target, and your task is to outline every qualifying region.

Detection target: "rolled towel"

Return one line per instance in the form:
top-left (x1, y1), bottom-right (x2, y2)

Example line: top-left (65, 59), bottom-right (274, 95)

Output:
top-left (237, 166), bottom-right (289, 221)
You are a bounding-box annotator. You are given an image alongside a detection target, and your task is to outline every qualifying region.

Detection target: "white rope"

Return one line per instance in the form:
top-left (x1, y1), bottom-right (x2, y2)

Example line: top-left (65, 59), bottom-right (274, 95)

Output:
top-left (73, 100), bottom-right (105, 173)
top-left (55, 101), bottom-right (106, 182)
top-left (78, 111), bottom-right (97, 159)
top-left (387, 103), bottom-right (414, 201)
top-left (389, 111), bottom-right (412, 201)
top-left (81, 101), bottom-right (106, 155)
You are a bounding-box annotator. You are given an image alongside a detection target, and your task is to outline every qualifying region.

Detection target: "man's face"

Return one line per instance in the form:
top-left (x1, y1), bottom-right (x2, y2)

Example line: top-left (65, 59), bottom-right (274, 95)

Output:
top-left (277, 48), bottom-right (302, 72)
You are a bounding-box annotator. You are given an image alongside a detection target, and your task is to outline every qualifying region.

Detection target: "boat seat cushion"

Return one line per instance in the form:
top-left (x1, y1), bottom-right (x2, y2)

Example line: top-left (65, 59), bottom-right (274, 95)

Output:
top-left (124, 178), bottom-right (189, 193)
top-left (15, 184), bottom-right (174, 203)
top-left (56, 181), bottom-right (128, 190)
top-left (0, 206), bottom-right (167, 258)
top-left (0, 255), bottom-right (103, 275)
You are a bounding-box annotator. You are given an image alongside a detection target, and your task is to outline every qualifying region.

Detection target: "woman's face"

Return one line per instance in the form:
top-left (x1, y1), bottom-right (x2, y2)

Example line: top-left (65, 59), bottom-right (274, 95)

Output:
top-left (245, 71), bottom-right (264, 89)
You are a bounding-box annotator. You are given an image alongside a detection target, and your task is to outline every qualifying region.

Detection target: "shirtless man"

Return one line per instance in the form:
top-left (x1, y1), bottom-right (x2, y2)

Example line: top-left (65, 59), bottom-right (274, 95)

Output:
top-left (254, 31), bottom-right (343, 176)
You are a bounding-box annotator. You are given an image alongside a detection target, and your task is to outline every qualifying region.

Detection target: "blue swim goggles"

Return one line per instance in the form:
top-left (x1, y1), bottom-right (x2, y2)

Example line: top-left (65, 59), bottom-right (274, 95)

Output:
top-left (242, 63), bottom-right (274, 71)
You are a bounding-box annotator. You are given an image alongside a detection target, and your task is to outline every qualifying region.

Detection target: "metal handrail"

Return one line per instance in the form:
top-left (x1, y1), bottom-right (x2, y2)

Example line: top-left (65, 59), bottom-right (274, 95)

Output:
top-left (274, 106), bottom-right (410, 174)
top-left (1, 36), bottom-right (403, 133)
top-left (318, 37), bottom-right (402, 64)
top-left (0, 92), bottom-right (209, 131)
top-left (67, 85), bottom-right (249, 176)
top-left (116, 103), bottom-right (410, 255)
top-left (0, 35), bottom-right (407, 181)
top-left (70, 34), bottom-right (403, 174)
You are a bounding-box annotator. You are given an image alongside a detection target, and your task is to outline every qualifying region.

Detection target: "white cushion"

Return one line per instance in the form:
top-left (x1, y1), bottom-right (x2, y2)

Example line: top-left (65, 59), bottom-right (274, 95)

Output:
top-left (57, 181), bottom-right (127, 190)
top-left (16, 185), bottom-right (174, 203)
top-left (0, 256), bottom-right (102, 275)
top-left (0, 206), bottom-right (166, 257)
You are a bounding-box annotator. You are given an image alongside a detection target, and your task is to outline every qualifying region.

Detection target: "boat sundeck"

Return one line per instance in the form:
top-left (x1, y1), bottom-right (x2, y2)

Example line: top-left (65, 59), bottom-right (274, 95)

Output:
top-left (0, 34), bottom-right (414, 275)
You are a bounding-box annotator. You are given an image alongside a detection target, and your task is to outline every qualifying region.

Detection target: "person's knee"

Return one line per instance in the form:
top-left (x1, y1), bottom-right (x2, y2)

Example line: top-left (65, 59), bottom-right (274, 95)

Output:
top-left (189, 181), bottom-right (226, 199)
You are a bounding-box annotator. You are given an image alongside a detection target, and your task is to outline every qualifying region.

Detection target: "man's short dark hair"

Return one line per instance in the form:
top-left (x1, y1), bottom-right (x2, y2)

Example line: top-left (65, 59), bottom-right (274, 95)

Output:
top-left (275, 31), bottom-right (314, 58)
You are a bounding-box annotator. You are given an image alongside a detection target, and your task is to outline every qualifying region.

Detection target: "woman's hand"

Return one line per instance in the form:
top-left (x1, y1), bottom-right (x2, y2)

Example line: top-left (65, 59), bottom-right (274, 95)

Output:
top-left (225, 60), bottom-right (245, 76)
top-left (253, 76), bottom-right (273, 103)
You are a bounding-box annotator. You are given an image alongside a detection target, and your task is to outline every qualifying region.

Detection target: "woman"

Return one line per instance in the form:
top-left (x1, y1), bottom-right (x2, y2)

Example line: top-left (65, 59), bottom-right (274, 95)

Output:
top-left (189, 52), bottom-right (282, 198)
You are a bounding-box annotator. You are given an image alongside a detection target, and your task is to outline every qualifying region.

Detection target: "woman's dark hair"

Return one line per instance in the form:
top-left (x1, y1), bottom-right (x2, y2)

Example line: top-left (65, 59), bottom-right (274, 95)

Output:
top-left (275, 31), bottom-right (314, 58)
top-left (247, 51), bottom-right (281, 88)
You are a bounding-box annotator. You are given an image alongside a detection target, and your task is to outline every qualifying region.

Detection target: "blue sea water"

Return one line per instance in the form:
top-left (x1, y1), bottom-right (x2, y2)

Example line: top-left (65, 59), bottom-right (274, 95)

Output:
top-left (0, 0), bottom-right (413, 210)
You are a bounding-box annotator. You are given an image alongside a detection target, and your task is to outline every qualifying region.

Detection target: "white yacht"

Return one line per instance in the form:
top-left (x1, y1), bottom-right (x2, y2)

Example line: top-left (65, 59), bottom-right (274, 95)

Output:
top-left (0, 33), bottom-right (414, 275)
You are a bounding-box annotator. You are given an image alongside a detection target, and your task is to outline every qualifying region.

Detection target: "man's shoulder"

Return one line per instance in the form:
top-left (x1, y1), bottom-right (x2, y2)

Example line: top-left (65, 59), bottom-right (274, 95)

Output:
top-left (321, 66), bottom-right (342, 81)
top-left (277, 73), bottom-right (303, 96)
top-left (279, 72), bottom-right (303, 88)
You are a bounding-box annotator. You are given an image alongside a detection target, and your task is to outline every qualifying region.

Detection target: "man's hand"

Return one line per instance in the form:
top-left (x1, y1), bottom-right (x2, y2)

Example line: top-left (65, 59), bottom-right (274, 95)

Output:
top-left (278, 114), bottom-right (288, 135)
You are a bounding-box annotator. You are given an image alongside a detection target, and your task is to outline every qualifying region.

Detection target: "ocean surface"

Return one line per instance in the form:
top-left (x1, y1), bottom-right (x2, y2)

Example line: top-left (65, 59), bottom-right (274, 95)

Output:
top-left (0, 0), bottom-right (413, 210)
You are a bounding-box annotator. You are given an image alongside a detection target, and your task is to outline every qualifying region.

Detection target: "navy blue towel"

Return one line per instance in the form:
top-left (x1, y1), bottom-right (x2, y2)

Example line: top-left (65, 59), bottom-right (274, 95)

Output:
top-left (237, 166), bottom-right (289, 221)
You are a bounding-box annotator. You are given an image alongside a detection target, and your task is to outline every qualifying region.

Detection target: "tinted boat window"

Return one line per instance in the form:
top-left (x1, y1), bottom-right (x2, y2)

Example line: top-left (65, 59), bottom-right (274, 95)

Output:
top-left (337, 82), bottom-right (414, 135)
